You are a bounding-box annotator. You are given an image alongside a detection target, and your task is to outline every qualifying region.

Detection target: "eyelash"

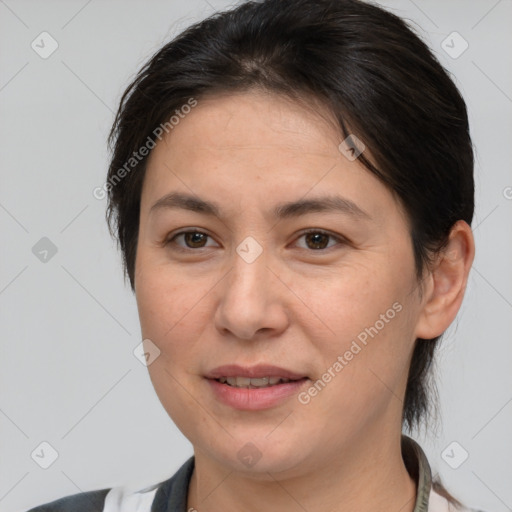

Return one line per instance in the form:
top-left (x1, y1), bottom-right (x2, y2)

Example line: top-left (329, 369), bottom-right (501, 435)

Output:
top-left (164, 229), bottom-right (347, 253)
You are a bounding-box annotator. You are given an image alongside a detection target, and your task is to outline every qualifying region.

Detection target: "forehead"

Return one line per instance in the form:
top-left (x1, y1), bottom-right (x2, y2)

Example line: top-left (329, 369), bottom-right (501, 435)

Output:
top-left (141, 91), bottom-right (404, 227)
top-left (149, 91), bottom-right (342, 166)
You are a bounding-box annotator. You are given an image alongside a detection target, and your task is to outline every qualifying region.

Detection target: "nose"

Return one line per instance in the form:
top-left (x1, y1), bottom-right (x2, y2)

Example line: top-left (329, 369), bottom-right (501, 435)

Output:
top-left (214, 245), bottom-right (289, 340)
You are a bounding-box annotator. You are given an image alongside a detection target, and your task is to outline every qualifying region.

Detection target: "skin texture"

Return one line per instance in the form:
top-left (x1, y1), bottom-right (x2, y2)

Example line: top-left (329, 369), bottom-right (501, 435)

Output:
top-left (134, 90), bottom-right (475, 512)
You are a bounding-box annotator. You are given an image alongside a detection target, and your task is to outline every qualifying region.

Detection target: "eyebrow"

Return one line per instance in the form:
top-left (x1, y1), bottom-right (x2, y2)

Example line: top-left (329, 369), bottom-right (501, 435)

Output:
top-left (149, 191), bottom-right (372, 221)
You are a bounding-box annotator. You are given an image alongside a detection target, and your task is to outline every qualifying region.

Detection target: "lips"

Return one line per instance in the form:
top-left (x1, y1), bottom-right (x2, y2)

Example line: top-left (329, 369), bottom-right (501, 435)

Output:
top-left (205, 364), bottom-right (310, 409)
top-left (205, 364), bottom-right (307, 381)
top-left (217, 376), bottom-right (294, 388)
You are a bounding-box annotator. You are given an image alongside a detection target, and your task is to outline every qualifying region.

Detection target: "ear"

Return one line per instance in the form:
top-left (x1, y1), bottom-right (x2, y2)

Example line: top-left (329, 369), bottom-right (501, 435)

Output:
top-left (414, 220), bottom-right (475, 340)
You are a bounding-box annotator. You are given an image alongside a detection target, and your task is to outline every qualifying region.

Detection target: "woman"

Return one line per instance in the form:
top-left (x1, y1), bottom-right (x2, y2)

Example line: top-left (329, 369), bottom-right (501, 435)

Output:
top-left (26, 0), bottom-right (483, 510)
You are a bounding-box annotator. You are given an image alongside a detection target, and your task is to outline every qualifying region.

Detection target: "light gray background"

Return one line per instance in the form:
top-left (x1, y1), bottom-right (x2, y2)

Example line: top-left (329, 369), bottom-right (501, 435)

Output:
top-left (1, 1), bottom-right (511, 511)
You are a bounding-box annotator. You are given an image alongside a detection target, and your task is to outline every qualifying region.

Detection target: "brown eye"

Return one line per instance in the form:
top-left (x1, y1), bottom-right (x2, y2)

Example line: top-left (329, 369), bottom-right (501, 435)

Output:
top-left (166, 230), bottom-right (218, 251)
top-left (183, 232), bottom-right (208, 248)
top-left (304, 232), bottom-right (330, 250)
top-left (295, 229), bottom-right (345, 251)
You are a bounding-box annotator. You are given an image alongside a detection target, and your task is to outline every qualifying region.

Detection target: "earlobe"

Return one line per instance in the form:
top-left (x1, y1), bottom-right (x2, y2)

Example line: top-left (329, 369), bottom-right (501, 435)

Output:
top-left (414, 220), bottom-right (475, 340)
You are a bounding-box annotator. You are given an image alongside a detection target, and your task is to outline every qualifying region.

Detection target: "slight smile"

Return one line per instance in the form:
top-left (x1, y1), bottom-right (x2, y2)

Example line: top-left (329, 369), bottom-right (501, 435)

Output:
top-left (205, 364), bottom-right (310, 411)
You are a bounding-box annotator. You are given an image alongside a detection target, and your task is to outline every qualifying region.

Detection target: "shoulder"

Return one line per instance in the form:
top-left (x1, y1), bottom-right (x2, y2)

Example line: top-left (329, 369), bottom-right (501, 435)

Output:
top-left (23, 488), bottom-right (110, 512)
top-left (22, 483), bottom-right (159, 512)
top-left (21, 457), bottom-right (194, 512)
top-left (429, 487), bottom-right (489, 512)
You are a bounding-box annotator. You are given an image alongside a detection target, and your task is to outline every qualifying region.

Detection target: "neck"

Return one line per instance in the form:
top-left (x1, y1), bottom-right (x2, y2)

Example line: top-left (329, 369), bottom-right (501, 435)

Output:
top-left (187, 425), bottom-right (417, 512)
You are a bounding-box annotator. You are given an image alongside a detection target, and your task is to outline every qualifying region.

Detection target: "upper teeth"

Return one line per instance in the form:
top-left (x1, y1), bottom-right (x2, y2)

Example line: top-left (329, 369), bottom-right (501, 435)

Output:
top-left (218, 376), bottom-right (292, 388)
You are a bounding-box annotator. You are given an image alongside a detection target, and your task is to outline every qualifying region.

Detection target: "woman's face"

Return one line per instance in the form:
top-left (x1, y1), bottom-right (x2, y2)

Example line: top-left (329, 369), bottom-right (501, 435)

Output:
top-left (135, 91), bottom-right (425, 475)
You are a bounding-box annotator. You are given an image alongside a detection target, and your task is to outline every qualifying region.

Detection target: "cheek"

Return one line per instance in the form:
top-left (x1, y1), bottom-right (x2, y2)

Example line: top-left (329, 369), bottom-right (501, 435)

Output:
top-left (135, 264), bottom-right (213, 435)
top-left (135, 248), bottom-right (185, 334)
top-left (299, 262), bottom-right (403, 344)
top-left (316, 299), bottom-right (410, 391)
top-left (302, 263), bottom-right (415, 404)
top-left (135, 257), bottom-right (214, 365)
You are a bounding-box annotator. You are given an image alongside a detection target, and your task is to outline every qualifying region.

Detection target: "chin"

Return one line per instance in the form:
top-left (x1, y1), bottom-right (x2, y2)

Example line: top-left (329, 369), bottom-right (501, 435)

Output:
top-left (200, 433), bottom-right (313, 478)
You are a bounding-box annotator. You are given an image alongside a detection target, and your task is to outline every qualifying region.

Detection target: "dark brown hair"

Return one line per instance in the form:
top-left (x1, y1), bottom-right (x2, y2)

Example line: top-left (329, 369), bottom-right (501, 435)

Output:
top-left (106, 0), bottom-right (474, 501)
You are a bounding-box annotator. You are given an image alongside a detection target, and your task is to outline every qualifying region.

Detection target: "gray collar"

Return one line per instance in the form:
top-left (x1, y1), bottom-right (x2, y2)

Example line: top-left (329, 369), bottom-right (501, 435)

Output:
top-left (402, 434), bottom-right (433, 512)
